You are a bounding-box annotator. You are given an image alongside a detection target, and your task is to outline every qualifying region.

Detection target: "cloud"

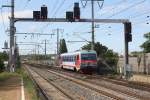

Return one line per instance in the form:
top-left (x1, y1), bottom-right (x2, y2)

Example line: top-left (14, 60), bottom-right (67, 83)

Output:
top-left (0, 10), bottom-right (32, 24)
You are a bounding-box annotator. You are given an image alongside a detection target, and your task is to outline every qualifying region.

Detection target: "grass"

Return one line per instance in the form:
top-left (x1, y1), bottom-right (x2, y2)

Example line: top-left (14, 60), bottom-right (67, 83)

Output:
top-left (16, 67), bottom-right (39, 100)
top-left (0, 72), bottom-right (19, 81)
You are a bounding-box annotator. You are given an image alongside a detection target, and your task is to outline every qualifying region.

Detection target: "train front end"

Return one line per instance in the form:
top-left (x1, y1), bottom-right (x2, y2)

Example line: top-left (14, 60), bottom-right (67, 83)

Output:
top-left (79, 51), bottom-right (97, 73)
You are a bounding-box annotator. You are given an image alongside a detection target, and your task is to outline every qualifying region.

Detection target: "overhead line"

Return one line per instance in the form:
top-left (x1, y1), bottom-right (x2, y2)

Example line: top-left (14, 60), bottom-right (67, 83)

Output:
top-left (107, 0), bottom-right (146, 18)
top-left (52, 0), bottom-right (66, 17)
top-left (0, 8), bottom-right (7, 35)
top-left (40, 0), bottom-right (66, 35)
top-left (98, 0), bottom-right (129, 17)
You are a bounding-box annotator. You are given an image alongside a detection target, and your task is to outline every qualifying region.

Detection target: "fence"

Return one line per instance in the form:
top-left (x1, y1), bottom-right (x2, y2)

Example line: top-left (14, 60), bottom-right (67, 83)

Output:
top-left (117, 53), bottom-right (150, 75)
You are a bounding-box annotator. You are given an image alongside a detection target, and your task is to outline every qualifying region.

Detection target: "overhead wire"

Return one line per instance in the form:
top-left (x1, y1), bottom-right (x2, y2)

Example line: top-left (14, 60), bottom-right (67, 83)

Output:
top-left (129, 9), bottom-right (150, 19)
top-left (98, 0), bottom-right (129, 17)
top-left (106, 0), bottom-right (146, 18)
top-left (68, 0), bottom-right (104, 40)
top-left (22, 0), bottom-right (31, 10)
top-left (51, 0), bottom-right (66, 18)
top-left (0, 8), bottom-right (7, 35)
top-left (40, 0), bottom-right (66, 34)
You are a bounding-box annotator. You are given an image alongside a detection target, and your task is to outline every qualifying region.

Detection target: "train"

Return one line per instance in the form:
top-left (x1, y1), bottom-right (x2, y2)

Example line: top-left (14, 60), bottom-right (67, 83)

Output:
top-left (60, 50), bottom-right (97, 73)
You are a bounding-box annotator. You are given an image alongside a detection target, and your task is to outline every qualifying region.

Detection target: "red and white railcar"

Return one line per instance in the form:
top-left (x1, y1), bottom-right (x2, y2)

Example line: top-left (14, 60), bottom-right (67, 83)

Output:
top-left (60, 50), bottom-right (97, 72)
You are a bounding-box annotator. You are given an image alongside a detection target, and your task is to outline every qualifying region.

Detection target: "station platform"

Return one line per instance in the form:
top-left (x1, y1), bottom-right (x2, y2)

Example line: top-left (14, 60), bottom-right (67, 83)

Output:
top-left (0, 75), bottom-right (25, 100)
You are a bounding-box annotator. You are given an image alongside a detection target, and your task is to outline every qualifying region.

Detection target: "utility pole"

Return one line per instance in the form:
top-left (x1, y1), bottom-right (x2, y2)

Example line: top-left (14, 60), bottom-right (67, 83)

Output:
top-left (45, 40), bottom-right (47, 56)
top-left (37, 44), bottom-right (40, 64)
top-left (91, 0), bottom-right (95, 50)
top-left (53, 28), bottom-right (63, 56)
top-left (2, 0), bottom-right (15, 70)
top-left (53, 28), bottom-right (63, 65)
top-left (10, 0), bottom-right (15, 70)
top-left (57, 29), bottom-right (59, 56)
top-left (45, 40), bottom-right (47, 64)
top-left (81, 0), bottom-right (104, 50)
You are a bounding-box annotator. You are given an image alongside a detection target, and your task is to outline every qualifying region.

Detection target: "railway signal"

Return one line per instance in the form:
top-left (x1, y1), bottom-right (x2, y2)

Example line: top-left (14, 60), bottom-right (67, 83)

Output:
top-left (124, 22), bottom-right (132, 42)
top-left (33, 5), bottom-right (48, 20)
top-left (33, 11), bottom-right (41, 20)
top-left (66, 2), bottom-right (80, 22)
top-left (41, 5), bottom-right (48, 19)
top-left (74, 2), bottom-right (80, 20)
top-left (66, 11), bottom-right (74, 22)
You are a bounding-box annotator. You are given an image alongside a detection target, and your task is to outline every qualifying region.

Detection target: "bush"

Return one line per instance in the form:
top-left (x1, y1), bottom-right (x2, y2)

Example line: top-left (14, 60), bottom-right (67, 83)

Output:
top-left (0, 59), bottom-right (4, 72)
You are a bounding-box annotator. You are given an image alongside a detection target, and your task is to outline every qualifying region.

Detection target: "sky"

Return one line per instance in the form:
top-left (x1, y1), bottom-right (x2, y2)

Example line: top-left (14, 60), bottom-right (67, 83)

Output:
top-left (0, 0), bottom-right (150, 55)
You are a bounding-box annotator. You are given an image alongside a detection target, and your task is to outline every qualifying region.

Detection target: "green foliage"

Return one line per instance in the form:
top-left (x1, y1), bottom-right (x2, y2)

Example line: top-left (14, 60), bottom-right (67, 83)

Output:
top-left (0, 59), bottom-right (4, 72)
top-left (82, 42), bottom-right (108, 57)
top-left (141, 32), bottom-right (150, 53)
top-left (104, 50), bottom-right (119, 66)
top-left (18, 68), bottom-right (38, 100)
top-left (0, 51), bottom-right (8, 61)
top-left (59, 39), bottom-right (68, 54)
top-left (0, 72), bottom-right (19, 81)
top-left (0, 52), bottom-right (8, 72)
top-left (16, 55), bottom-right (21, 68)
top-left (130, 51), bottom-right (142, 57)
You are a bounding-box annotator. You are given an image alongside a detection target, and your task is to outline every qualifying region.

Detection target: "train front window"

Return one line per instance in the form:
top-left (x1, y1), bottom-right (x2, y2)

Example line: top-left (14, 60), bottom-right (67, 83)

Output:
top-left (81, 54), bottom-right (96, 60)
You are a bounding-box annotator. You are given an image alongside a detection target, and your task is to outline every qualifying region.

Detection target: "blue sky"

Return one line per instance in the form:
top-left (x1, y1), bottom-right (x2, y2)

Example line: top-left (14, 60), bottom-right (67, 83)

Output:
top-left (0, 0), bottom-right (150, 55)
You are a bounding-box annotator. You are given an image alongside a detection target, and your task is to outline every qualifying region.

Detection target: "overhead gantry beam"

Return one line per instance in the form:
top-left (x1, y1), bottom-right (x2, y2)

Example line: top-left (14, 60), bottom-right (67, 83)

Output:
top-left (14, 18), bottom-right (130, 23)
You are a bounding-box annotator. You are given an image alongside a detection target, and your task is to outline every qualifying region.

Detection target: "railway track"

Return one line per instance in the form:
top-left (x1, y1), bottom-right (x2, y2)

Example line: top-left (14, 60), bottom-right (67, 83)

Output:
top-left (26, 64), bottom-right (150, 92)
top-left (28, 66), bottom-right (117, 100)
top-left (49, 68), bottom-right (150, 100)
top-left (25, 63), bottom-right (150, 100)
top-left (24, 65), bottom-right (72, 100)
top-left (26, 64), bottom-right (148, 100)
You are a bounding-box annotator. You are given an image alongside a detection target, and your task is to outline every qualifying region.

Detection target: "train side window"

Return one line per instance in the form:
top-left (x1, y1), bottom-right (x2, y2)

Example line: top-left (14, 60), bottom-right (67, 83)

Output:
top-left (66, 56), bottom-right (67, 62)
top-left (74, 56), bottom-right (75, 61)
top-left (65, 56), bottom-right (66, 62)
top-left (72, 56), bottom-right (74, 62)
top-left (72, 56), bottom-right (73, 62)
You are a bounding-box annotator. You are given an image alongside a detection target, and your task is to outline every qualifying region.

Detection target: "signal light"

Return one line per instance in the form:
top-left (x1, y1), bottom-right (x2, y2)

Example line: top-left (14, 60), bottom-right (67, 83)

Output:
top-left (125, 33), bottom-right (132, 42)
top-left (124, 22), bottom-right (132, 42)
top-left (66, 11), bottom-right (74, 22)
top-left (124, 22), bottom-right (132, 34)
top-left (74, 2), bottom-right (80, 20)
top-left (41, 5), bottom-right (48, 19)
top-left (33, 11), bottom-right (41, 20)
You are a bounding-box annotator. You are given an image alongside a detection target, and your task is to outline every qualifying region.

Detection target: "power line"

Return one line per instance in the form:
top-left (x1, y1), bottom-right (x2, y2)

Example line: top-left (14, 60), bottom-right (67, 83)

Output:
top-left (98, 0), bottom-right (129, 17)
top-left (129, 9), bottom-right (150, 19)
top-left (22, 0), bottom-right (31, 10)
top-left (40, 0), bottom-right (66, 35)
top-left (0, 8), bottom-right (7, 35)
top-left (106, 0), bottom-right (146, 18)
top-left (52, 0), bottom-right (66, 17)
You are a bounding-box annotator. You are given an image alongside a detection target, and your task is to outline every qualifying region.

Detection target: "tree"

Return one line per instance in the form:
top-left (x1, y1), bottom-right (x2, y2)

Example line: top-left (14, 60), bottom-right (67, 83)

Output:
top-left (59, 39), bottom-right (68, 54)
top-left (130, 51), bottom-right (142, 57)
top-left (141, 32), bottom-right (150, 53)
top-left (0, 52), bottom-right (8, 72)
top-left (82, 42), bottom-right (108, 57)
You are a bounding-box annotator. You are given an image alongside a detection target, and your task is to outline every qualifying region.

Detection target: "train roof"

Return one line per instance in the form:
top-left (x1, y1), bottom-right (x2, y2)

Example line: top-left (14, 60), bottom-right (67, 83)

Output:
top-left (60, 50), bottom-right (96, 56)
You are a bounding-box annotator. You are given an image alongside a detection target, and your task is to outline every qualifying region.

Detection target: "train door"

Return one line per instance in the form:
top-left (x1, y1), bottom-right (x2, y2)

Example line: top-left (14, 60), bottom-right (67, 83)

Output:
top-left (75, 54), bottom-right (80, 70)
